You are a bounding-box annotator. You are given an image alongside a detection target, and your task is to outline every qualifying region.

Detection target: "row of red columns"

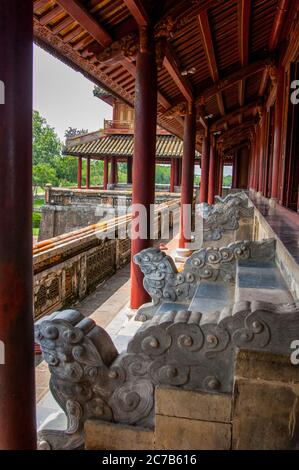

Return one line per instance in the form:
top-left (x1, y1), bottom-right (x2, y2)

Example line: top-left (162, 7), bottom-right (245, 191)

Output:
top-left (249, 66), bottom-right (285, 201)
top-left (77, 155), bottom-right (133, 190)
top-left (77, 155), bottom-right (181, 192)
top-left (0, 7), bottom-right (225, 448)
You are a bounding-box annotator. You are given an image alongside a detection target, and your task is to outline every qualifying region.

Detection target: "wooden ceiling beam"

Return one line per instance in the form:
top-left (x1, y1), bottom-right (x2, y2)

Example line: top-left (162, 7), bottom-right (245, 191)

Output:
top-left (211, 100), bottom-right (261, 130)
top-left (258, 68), bottom-right (269, 96)
top-left (238, 0), bottom-right (251, 67)
top-left (219, 119), bottom-right (256, 141)
top-left (269, 0), bottom-right (290, 52)
top-left (198, 9), bottom-right (226, 119)
top-left (163, 43), bottom-right (193, 102)
top-left (57, 0), bottom-right (112, 47)
top-left (196, 58), bottom-right (271, 104)
top-left (39, 5), bottom-right (64, 25)
top-left (123, 0), bottom-right (149, 27)
top-left (238, 0), bottom-right (251, 123)
top-left (34, 0), bottom-right (50, 11)
top-left (198, 10), bottom-right (218, 82)
top-left (223, 141), bottom-right (250, 155)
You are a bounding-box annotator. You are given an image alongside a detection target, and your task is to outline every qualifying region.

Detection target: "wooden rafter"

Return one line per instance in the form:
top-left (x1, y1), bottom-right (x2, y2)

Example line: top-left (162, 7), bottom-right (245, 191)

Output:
top-left (259, 1), bottom-right (290, 95)
top-left (163, 42), bottom-right (193, 102)
top-left (223, 141), bottom-right (250, 155)
top-left (238, 0), bottom-right (251, 122)
top-left (198, 9), bottom-right (226, 119)
top-left (211, 100), bottom-right (260, 130)
top-left (56, 0), bottom-right (112, 47)
top-left (196, 58), bottom-right (271, 104)
top-left (123, 0), bottom-right (149, 27)
top-left (269, 0), bottom-right (290, 52)
top-left (219, 119), bottom-right (257, 142)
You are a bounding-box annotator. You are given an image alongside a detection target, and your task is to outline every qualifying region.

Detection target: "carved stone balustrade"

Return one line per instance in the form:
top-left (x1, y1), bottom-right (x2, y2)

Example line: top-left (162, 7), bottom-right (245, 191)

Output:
top-left (35, 299), bottom-right (299, 450)
top-left (133, 239), bottom-right (276, 321)
top-left (197, 191), bottom-right (254, 243)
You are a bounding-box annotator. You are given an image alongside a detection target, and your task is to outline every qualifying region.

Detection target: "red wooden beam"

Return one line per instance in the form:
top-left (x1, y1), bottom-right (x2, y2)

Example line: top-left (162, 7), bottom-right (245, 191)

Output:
top-left (269, 0), bottom-right (290, 52)
top-left (238, 0), bottom-right (251, 121)
top-left (198, 9), bottom-right (226, 117)
top-left (34, 0), bottom-right (49, 11)
top-left (57, 0), bottom-right (112, 47)
top-left (258, 68), bottom-right (269, 96)
top-left (198, 10), bottom-right (218, 81)
top-left (223, 141), bottom-right (250, 156)
top-left (123, 0), bottom-right (149, 27)
top-left (39, 5), bottom-right (64, 25)
top-left (219, 119), bottom-right (257, 139)
top-left (163, 43), bottom-right (193, 102)
top-left (238, 0), bottom-right (251, 67)
top-left (211, 100), bottom-right (260, 130)
top-left (196, 58), bottom-right (270, 104)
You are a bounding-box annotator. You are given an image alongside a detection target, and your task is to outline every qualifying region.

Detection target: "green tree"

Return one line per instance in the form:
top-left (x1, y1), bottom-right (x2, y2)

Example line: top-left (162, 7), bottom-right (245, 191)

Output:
top-left (32, 162), bottom-right (58, 194)
top-left (33, 110), bottom-right (61, 165)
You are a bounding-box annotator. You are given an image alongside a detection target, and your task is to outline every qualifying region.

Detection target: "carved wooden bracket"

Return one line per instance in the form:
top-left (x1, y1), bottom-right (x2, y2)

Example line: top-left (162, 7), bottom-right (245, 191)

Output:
top-left (96, 33), bottom-right (139, 64)
top-left (162, 102), bottom-right (188, 118)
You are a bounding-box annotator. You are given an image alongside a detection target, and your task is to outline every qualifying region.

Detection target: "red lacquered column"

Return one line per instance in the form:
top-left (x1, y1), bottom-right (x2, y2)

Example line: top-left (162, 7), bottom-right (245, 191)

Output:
top-left (208, 136), bottom-right (216, 204)
top-left (130, 26), bottom-right (157, 309)
top-left (86, 157), bottom-right (90, 189)
top-left (127, 156), bottom-right (132, 184)
top-left (0, 1), bottom-right (36, 449)
top-left (199, 132), bottom-right (210, 203)
top-left (109, 157), bottom-right (117, 186)
top-left (103, 156), bottom-right (108, 190)
top-left (170, 159), bottom-right (175, 192)
top-left (77, 156), bottom-right (82, 189)
top-left (179, 105), bottom-right (196, 248)
top-left (271, 67), bottom-right (285, 200)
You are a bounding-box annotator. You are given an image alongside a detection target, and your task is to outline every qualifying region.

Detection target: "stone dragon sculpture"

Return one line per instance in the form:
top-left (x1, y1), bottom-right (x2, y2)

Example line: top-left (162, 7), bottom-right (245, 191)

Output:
top-left (133, 239), bottom-right (275, 320)
top-left (35, 297), bottom-right (299, 450)
top-left (197, 192), bottom-right (254, 241)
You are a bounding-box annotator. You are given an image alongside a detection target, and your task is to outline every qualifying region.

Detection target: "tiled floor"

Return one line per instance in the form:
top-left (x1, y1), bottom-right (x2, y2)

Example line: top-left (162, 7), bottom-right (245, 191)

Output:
top-left (251, 197), bottom-right (299, 264)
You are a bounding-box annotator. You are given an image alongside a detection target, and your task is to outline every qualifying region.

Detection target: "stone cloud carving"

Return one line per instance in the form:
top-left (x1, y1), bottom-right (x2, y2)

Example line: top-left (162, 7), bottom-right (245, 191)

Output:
top-left (133, 239), bottom-right (275, 318)
top-left (198, 192), bottom-right (254, 241)
top-left (35, 297), bottom-right (299, 450)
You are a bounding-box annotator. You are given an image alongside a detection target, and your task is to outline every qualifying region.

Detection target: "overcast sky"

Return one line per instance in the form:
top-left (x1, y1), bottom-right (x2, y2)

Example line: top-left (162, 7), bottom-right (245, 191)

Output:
top-left (33, 45), bottom-right (232, 176)
top-left (33, 45), bottom-right (112, 141)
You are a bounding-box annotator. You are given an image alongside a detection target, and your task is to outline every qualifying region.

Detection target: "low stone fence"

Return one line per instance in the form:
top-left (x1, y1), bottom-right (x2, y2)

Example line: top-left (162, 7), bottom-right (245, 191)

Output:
top-left (44, 186), bottom-right (180, 207)
top-left (251, 196), bottom-right (299, 300)
top-left (39, 186), bottom-right (180, 240)
top-left (33, 200), bottom-right (180, 320)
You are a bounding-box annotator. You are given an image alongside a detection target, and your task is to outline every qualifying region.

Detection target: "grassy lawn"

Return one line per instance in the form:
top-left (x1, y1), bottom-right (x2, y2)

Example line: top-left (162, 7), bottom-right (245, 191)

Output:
top-left (33, 198), bottom-right (45, 209)
top-left (33, 197), bottom-right (44, 237)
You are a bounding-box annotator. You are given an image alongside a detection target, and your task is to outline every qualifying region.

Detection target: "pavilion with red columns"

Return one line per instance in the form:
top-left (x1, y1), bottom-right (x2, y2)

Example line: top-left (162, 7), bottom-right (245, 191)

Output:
top-left (1, 0), bottom-right (299, 449)
top-left (65, 88), bottom-right (200, 191)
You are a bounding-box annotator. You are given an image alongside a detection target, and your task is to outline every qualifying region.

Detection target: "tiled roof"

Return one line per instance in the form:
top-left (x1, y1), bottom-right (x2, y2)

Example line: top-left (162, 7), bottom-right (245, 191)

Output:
top-left (65, 134), bottom-right (200, 159)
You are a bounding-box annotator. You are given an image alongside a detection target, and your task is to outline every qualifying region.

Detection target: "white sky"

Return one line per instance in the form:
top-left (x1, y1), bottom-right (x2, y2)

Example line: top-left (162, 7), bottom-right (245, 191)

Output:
top-left (33, 45), bottom-right (112, 141)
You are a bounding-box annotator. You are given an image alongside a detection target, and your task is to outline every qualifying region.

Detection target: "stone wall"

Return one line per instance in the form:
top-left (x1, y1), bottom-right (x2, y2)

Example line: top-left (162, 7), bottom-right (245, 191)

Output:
top-left (39, 186), bottom-right (180, 240)
top-left (33, 201), bottom-right (179, 320)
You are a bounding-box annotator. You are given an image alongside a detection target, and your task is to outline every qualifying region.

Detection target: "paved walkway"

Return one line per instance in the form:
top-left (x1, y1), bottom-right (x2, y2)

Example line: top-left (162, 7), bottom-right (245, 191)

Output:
top-left (251, 196), bottom-right (299, 264)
